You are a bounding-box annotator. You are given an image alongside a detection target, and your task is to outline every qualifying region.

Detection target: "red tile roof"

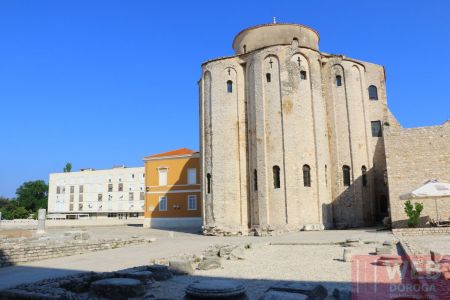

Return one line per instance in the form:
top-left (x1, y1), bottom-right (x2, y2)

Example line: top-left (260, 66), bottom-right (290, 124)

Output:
top-left (144, 148), bottom-right (198, 159)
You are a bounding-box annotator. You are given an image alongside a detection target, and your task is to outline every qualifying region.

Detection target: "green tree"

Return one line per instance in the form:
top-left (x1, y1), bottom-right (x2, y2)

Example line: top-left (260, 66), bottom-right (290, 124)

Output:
top-left (0, 196), bottom-right (11, 208)
top-left (11, 206), bottom-right (30, 219)
top-left (16, 180), bottom-right (48, 211)
top-left (0, 199), bottom-right (24, 220)
top-left (63, 162), bottom-right (72, 173)
top-left (404, 200), bottom-right (424, 228)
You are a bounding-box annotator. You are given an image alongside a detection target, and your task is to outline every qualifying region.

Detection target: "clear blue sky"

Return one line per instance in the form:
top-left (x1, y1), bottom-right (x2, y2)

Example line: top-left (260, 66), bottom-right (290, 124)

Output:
top-left (1, 1), bottom-right (449, 198)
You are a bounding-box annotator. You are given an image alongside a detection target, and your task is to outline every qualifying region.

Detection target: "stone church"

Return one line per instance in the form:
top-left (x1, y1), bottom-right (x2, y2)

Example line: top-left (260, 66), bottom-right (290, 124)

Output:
top-left (199, 23), bottom-right (396, 235)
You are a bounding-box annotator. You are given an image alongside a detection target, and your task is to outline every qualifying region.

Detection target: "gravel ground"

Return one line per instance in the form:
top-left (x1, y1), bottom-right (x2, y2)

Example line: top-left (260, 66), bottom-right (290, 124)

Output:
top-left (150, 241), bottom-right (391, 299)
top-left (403, 234), bottom-right (450, 255)
top-left (0, 226), bottom-right (394, 292)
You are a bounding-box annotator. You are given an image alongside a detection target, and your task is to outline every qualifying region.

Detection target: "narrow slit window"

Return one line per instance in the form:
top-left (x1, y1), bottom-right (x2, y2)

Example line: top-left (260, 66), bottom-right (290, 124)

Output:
top-left (253, 169), bottom-right (258, 191)
top-left (336, 75), bottom-right (342, 87)
top-left (362, 166), bottom-right (367, 187)
top-left (300, 70), bottom-right (307, 80)
top-left (266, 73), bottom-right (271, 83)
top-left (206, 173), bottom-right (211, 194)
top-left (368, 85), bottom-right (378, 100)
top-left (303, 165), bottom-right (311, 187)
top-left (273, 166), bottom-right (281, 189)
top-left (227, 80), bottom-right (233, 93)
top-left (343, 165), bottom-right (351, 187)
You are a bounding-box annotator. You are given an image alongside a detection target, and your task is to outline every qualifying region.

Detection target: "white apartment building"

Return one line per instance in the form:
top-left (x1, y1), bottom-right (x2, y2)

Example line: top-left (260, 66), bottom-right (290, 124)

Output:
top-left (48, 166), bottom-right (145, 220)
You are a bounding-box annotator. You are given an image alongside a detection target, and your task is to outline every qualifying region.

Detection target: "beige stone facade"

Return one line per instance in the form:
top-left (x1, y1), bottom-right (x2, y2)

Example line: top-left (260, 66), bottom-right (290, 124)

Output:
top-left (200, 23), bottom-right (393, 235)
top-left (385, 121), bottom-right (450, 228)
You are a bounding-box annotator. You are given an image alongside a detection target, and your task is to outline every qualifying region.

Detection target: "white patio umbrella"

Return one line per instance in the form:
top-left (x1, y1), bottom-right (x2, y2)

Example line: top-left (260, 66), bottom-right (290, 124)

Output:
top-left (400, 180), bottom-right (450, 225)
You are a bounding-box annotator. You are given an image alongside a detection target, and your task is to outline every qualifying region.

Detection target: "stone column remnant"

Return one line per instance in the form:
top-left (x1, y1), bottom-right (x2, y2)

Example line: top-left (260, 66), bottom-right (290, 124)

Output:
top-left (37, 208), bottom-right (46, 234)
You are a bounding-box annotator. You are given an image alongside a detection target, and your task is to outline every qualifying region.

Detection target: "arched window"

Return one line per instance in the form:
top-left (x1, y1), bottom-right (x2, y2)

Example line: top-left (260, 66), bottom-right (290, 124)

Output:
top-left (206, 173), bottom-right (211, 194)
top-left (343, 165), bottom-right (351, 187)
top-left (300, 70), bottom-right (307, 80)
top-left (243, 45), bottom-right (247, 53)
top-left (362, 166), bottom-right (367, 187)
top-left (273, 166), bottom-right (280, 189)
top-left (336, 75), bottom-right (342, 87)
top-left (368, 85), bottom-right (378, 100)
top-left (227, 80), bottom-right (233, 93)
top-left (253, 169), bottom-right (258, 191)
top-left (303, 165), bottom-right (311, 187)
top-left (266, 73), bottom-right (271, 83)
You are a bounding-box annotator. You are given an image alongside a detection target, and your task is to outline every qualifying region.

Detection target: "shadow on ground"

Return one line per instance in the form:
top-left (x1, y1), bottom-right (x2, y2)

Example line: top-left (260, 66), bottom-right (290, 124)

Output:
top-left (0, 255), bottom-right (439, 299)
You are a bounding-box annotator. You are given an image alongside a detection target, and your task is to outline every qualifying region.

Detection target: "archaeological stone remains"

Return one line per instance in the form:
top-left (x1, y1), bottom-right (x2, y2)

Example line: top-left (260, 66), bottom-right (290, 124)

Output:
top-left (200, 23), bottom-right (395, 235)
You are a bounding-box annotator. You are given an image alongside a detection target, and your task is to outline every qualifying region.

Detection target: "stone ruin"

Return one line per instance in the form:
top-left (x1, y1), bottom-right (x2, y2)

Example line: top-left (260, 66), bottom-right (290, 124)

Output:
top-left (0, 243), bottom-right (352, 299)
top-left (0, 231), bottom-right (154, 267)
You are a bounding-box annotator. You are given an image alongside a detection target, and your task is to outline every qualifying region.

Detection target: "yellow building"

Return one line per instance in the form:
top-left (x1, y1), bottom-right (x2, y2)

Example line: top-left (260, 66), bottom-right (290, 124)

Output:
top-left (143, 148), bottom-right (201, 228)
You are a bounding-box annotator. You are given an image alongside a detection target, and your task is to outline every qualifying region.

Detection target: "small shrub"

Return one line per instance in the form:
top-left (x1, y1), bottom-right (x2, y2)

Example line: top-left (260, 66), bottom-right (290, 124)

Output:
top-left (404, 200), bottom-right (424, 228)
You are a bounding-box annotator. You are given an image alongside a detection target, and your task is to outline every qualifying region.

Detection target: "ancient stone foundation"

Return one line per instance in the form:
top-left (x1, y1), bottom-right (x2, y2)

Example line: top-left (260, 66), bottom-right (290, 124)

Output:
top-left (0, 237), bottom-right (152, 267)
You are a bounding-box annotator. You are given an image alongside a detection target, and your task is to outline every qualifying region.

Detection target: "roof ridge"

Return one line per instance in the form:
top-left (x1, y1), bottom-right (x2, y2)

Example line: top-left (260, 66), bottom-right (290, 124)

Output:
top-left (144, 148), bottom-right (198, 159)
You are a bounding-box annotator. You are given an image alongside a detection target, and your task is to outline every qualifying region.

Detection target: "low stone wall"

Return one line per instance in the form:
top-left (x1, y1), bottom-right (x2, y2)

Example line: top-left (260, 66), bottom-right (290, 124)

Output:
top-left (0, 220), bottom-right (38, 229)
top-left (0, 238), bottom-right (152, 268)
top-left (46, 218), bottom-right (144, 228)
top-left (393, 227), bottom-right (450, 236)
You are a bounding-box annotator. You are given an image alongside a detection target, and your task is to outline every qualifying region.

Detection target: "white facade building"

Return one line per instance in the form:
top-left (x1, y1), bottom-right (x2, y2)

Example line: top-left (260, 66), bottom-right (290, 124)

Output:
top-left (48, 166), bottom-right (145, 220)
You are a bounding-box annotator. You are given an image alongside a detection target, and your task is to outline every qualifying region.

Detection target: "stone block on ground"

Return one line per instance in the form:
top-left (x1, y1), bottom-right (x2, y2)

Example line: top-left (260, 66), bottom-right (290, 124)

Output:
top-left (377, 255), bottom-right (403, 266)
top-left (300, 224), bottom-right (325, 231)
top-left (229, 246), bottom-right (246, 260)
top-left (375, 247), bottom-right (392, 255)
top-left (63, 230), bottom-right (90, 240)
top-left (198, 257), bottom-right (221, 270)
top-left (382, 240), bottom-right (395, 247)
top-left (430, 250), bottom-right (442, 263)
top-left (148, 264), bottom-right (173, 281)
top-left (59, 277), bottom-right (90, 293)
top-left (117, 270), bottom-right (154, 281)
top-left (260, 290), bottom-right (308, 299)
top-left (332, 288), bottom-right (351, 300)
top-left (267, 282), bottom-right (328, 300)
top-left (90, 278), bottom-right (145, 300)
top-left (343, 238), bottom-right (361, 247)
top-left (185, 279), bottom-right (247, 299)
top-left (219, 244), bottom-right (239, 258)
top-left (343, 249), bottom-right (352, 262)
top-left (169, 259), bottom-right (194, 275)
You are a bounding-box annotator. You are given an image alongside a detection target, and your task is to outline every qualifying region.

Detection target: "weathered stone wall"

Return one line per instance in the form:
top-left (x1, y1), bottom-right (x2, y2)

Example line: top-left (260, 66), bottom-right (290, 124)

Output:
top-left (393, 227), bottom-right (450, 236)
top-left (385, 122), bottom-right (450, 228)
top-left (0, 238), bottom-right (151, 267)
top-left (201, 57), bottom-right (249, 235)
